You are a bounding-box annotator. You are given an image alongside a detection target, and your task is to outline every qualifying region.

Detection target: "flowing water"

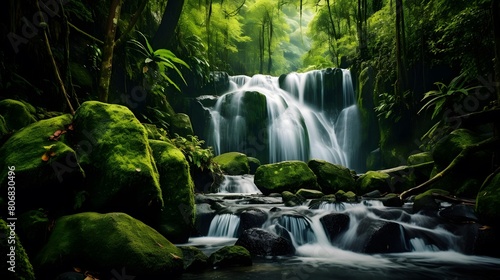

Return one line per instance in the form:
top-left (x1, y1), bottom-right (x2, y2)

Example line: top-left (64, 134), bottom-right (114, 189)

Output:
top-left (203, 68), bottom-right (363, 172)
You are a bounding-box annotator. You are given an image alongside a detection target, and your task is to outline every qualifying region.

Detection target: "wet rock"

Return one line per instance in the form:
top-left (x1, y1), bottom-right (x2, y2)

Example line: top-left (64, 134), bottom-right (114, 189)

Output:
top-left (195, 193), bottom-right (223, 204)
top-left (320, 213), bottom-right (350, 242)
top-left (296, 188), bottom-right (324, 199)
top-left (248, 157), bottom-right (261, 174)
top-left (239, 209), bottom-right (268, 232)
top-left (439, 204), bottom-right (478, 223)
top-left (254, 161), bottom-right (318, 195)
top-left (357, 171), bottom-right (391, 194)
top-left (363, 221), bottom-right (409, 254)
top-left (335, 190), bottom-right (357, 202)
top-left (213, 152), bottom-right (250, 175)
top-left (381, 193), bottom-right (404, 207)
top-left (179, 246), bottom-right (208, 272)
top-left (307, 159), bottom-right (356, 194)
top-left (194, 203), bottom-right (215, 236)
top-left (413, 189), bottom-right (449, 213)
top-left (169, 113), bottom-right (194, 138)
top-left (208, 245), bottom-right (252, 268)
top-left (236, 228), bottom-right (295, 256)
top-left (282, 191), bottom-right (305, 207)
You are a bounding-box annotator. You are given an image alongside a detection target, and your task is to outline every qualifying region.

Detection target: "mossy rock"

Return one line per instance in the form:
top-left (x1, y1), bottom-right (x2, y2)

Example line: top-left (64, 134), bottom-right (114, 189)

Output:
top-left (282, 191), bottom-right (305, 207)
top-left (248, 157), bottom-right (261, 174)
top-left (335, 190), bottom-right (357, 202)
top-left (17, 209), bottom-right (50, 257)
top-left (1, 219), bottom-right (35, 280)
top-left (357, 171), bottom-right (391, 195)
top-left (213, 152), bottom-right (250, 175)
top-left (307, 159), bottom-right (356, 194)
top-left (432, 129), bottom-right (480, 170)
top-left (34, 212), bottom-right (183, 279)
top-left (143, 123), bottom-right (167, 140)
top-left (170, 113), bottom-right (194, 138)
top-left (296, 188), bottom-right (324, 199)
top-left (208, 245), bottom-right (252, 269)
top-left (254, 161), bottom-right (318, 195)
top-left (0, 115), bottom-right (8, 137)
top-left (149, 140), bottom-right (195, 243)
top-left (72, 101), bottom-right (162, 221)
top-left (179, 246), bottom-right (208, 272)
top-left (476, 173), bottom-right (500, 226)
top-left (0, 114), bottom-right (85, 214)
top-left (0, 99), bottom-right (37, 131)
top-left (407, 152), bottom-right (433, 166)
top-left (413, 189), bottom-right (449, 213)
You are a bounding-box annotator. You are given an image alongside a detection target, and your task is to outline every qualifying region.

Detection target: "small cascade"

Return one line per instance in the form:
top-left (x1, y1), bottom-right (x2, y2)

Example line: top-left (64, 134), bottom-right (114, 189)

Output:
top-left (207, 214), bottom-right (240, 238)
top-left (203, 68), bottom-right (363, 171)
top-left (218, 175), bottom-right (262, 194)
top-left (276, 215), bottom-right (317, 246)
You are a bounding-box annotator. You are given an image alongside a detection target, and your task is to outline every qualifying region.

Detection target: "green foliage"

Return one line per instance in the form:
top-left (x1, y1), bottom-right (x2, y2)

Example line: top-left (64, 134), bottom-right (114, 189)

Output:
top-left (171, 134), bottom-right (219, 173)
top-left (374, 91), bottom-right (411, 122)
top-left (140, 106), bottom-right (171, 132)
top-left (128, 31), bottom-right (190, 92)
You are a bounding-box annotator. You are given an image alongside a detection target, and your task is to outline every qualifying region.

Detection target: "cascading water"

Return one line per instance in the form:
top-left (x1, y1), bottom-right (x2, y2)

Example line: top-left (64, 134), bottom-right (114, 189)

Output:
top-left (207, 213), bottom-right (241, 238)
top-left (204, 68), bottom-right (362, 171)
top-left (217, 175), bottom-right (262, 194)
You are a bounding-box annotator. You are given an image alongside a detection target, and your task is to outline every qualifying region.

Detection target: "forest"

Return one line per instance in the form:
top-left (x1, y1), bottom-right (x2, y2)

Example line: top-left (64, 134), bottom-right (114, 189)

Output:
top-left (1, 0), bottom-right (500, 279)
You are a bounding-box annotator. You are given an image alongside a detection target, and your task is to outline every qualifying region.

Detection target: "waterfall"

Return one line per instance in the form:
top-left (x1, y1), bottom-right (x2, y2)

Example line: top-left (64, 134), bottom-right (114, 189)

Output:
top-left (207, 214), bottom-right (240, 237)
top-left (218, 175), bottom-right (262, 194)
top-left (203, 68), bottom-right (363, 171)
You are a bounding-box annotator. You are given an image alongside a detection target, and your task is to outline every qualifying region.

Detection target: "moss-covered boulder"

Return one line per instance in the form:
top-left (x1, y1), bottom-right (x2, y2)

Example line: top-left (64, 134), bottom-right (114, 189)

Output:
top-left (1, 219), bottom-right (35, 280)
top-left (335, 190), bottom-right (357, 202)
top-left (143, 123), bottom-right (167, 140)
top-left (17, 210), bottom-right (50, 257)
top-left (0, 115), bottom-right (8, 137)
top-left (34, 212), bottom-right (183, 279)
top-left (254, 161), bottom-right (318, 195)
top-left (248, 157), bottom-right (261, 174)
top-left (431, 129), bottom-right (491, 196)
top-left (296, 188), bottom-right (324, 199)
top-left (72, 101), bottom-right (162, 221)
top-left (476, 173), bottom-right (500, 226)
top-left (213, 152), bottom-right (250, 175)
top-left (179, 246), bottom-right (208, 272)
top-left (357, 171), bottom-right (391, 195)
top-left (0, 114), bottom-right (85, 214)
top-left (413, 189), bottom-right (449, 213)
top-left (0, 99), bottom-right (37, 131)
top-left (407, 152), bottom-right (433, 165)
top-left (307, 159), bottom-right (356, 194)
top-left (208, 245), bottom-right (252, 268)
top-left (149, 140), bottom-right (195, 243)
top-left (170, 113), bottom-right (194, 138)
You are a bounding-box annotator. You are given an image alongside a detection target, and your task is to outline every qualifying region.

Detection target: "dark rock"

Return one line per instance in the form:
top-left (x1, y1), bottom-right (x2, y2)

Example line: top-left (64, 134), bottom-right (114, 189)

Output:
top-left (248, 157), bottom-right (261, 174)
top-left (239, 209), bottom-right (268, 232)
top-left (413, 189), bottom-right (449, 213)
top-left (296, 188), bottom-right (324, 199)
top-left (54, 272), bottom-right (85, 280)
top-left (17, 209), bottom-right (50, 257)
top-left (282, 191), bottom-right (305, 207)
top-left (208, 245), bottom-right (252, 268)
top-left (476, 172), bottom-right (500, 226)
top-left (194, 203), bottom-right (215, 236)
top-left (1, 219), bottom-right (35, 280)
top-left (236, 228), bottom-right (295, 256)
top-left (363, 221), bottom-right (409, 254)
top-left (169, 113), bottom-right (194, 138)
top-left (320, 213), bottom-right (350, 242)
top-left (439, 204), bottom-right (478, 223)
top-left (179, 246), bottom-right (208, 272)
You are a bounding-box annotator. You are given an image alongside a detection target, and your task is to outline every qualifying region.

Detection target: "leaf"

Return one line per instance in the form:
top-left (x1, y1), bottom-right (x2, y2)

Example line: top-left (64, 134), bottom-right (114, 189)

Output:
top-left (41, 153), bottom-right (50, 162)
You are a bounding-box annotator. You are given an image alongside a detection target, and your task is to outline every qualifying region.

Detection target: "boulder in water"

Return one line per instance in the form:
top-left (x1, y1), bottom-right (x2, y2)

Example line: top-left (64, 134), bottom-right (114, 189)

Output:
top-left (439, 204), bottom-right (478, 223)
top-left (208, 245), bottom-right (252, 268)
top-left (149, 140), bottom-right (195, 243)
top-left (296, 188), bottom-right (324, 199)
top-left (194, 203), bottom-right (216, 236)
top-left (34, 212), bottom-right (183, 279)
top-left (239, 209), bottom-right (268, 232)
top-left (357, 171), bottom-right (391, 194)
top-left (413, 189), bottom-right (449, 213)
top-left (320, 213), bottom-right (350, 242)
top-left (307, 159), bottom-right (356, 194)
top-left (179, 246), bottom-right (208, 272)
top-left (282, 191), bottom-right (305, 207)
top-left (248, 157), bottom-right (261, 174)
top-left (363, 221), bottom-right (409, 254)
top-left (236, 228), bottom-right (295, 256)
top-left (335, 190), bottom-right (357, 202)
top-left (254, 161), bottom-right (318, 195)
top-left (213, 152), bottom-right (250, 175)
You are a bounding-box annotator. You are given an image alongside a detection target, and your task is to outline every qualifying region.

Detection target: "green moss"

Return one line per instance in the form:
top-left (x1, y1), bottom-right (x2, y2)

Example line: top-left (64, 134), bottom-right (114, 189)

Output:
top-left (179, 246), bottom-right (208, 272)
top-left (0, 114), bottom-right (85, 213)
top-left (169, 113), bottom-right (194, 138)
top-left (213, 152), bottom-right (250, 175)
top-left (476, 173), bottom-right (500, 226)
top-left (254, 161), bottom-right (318, 195)
top-left (208, 245), bottom-right (252, 268)
top-left (72, 101), bottom-right (162, 220)
top-left (0, 115), bottom-right (7, 136)
top-left (357, 171), bottom-right (391, 195)
top-left (149, 140), bottom-right (195, 243)
top-left (18, 210), bottom-right (50, 257)
top-left (0, 99), bottom-right (37, 131)
top-left (335, 190), bottom-right (357, 202)
top-left (432, 129), bottom-right (479, 170)
top-left (307, 159), bottom-right (356, 194)
top-left (143, 123), bottom-right (167, 140)
top-left (296, 188), bottom-right (324, 199)
top-left (1, 219), bottom-right (35, 280)
top-left (413, 189), bottom-right (449, 212)
top-left (407, 152), bottom-right (433, 165)
top-left (282, 191), bottom-right (305, 207)
top-left (34, 212), bottom-right (183, 279)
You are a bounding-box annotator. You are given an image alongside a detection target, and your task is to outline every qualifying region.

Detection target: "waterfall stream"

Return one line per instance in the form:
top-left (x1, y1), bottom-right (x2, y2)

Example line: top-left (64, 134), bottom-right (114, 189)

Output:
top-left (202, 68), bottom-right (363, 171)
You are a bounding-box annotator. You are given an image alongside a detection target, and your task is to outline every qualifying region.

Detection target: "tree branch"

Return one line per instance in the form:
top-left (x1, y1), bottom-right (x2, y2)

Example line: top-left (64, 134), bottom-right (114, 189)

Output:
top-left (115, 0), bottom-right (149, 47)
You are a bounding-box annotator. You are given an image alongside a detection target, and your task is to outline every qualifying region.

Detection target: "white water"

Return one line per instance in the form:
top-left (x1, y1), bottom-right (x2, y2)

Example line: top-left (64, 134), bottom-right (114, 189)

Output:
top-left (207, 214), bottom-right (240, 237)
top-left (218, 175), bottom-right (262, 194)
top-left (204, 68), bottom-right (362, 171)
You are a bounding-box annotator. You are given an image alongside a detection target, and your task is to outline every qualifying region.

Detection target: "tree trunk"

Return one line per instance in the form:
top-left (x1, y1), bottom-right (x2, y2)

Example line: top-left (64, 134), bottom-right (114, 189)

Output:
top-left (152, 0), bottom-right (186, 49)
top-left (395, 0), bottom-right (407, 95)
top-left (98, 0), bottom-right (122, 103)
top-left (267, 16), bottom-right (273, 74)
